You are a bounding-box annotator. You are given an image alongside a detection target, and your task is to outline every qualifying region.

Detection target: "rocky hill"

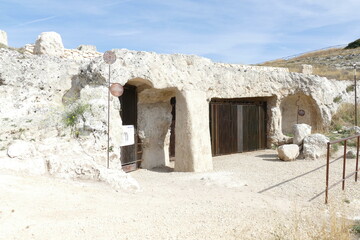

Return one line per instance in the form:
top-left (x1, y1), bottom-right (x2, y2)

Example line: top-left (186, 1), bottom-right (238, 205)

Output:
top-left (258, 46), bottom-right (360, 81)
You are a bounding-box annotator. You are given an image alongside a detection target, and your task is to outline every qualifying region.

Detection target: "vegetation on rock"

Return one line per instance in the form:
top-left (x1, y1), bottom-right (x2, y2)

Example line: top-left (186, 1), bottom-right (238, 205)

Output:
top-left (62, 102), bottom-right (90, 138)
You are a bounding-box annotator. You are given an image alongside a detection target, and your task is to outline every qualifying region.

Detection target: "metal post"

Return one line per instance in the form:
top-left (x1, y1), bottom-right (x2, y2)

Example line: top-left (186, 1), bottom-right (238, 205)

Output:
top-left (325, 142), bottom-right (330, 204)
top-left (103, 50), bottom-right (117, 169)
top-left (342, 140), bottom-right (347, 190)
top-left (355, 64), bottom-right (357, 126)
top-left (107, 64), bottom-right (111, 169)
top-left (356, 136), bottom-right (360, 182)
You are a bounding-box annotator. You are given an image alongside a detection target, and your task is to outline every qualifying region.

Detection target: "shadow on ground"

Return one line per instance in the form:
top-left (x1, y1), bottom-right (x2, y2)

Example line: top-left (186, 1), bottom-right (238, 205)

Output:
top-left (256, 154), bottom-right (281, 162)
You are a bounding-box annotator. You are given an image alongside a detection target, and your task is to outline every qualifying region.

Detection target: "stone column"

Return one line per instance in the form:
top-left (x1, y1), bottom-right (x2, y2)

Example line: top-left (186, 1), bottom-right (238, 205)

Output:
top-left (138, 102), bottom-right (172, 169)
top-left (174, 90), bottom-right (213, 172)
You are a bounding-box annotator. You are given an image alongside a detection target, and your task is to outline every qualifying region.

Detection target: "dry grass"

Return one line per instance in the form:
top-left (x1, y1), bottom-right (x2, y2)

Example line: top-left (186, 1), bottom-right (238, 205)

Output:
top-left (258, 47), bottom-right (360, 81)
top-left (312, 66), bottom-right (353, 81)
top-left (269, 205), bottom-right (355, 240)
top-left (331, 103), bottom-right (359, 131)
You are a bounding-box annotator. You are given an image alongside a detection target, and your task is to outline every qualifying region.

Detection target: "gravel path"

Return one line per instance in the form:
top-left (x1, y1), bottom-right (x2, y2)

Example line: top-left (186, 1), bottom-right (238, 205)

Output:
top-left (1, 149), bottom-right (359, 239)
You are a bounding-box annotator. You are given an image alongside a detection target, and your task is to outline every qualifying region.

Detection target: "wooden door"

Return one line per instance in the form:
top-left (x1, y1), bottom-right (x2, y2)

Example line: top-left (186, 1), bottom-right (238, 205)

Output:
top-left (210, 99), bottom-right (266, 156)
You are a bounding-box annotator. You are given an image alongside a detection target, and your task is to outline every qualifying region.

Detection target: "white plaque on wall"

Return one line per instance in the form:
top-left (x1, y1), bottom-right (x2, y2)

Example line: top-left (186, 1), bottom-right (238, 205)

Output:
top-left (120, 125), bottom-right (135, 147)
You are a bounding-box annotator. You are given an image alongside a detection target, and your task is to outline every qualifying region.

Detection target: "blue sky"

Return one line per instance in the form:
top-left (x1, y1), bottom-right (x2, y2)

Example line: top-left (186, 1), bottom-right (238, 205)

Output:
top-left (1, 0), bottom-right (360, 64)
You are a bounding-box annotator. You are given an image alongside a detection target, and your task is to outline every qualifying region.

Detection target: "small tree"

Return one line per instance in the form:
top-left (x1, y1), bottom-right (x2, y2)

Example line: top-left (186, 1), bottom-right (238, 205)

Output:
top-left (345, 39), bottom-right (360, 49)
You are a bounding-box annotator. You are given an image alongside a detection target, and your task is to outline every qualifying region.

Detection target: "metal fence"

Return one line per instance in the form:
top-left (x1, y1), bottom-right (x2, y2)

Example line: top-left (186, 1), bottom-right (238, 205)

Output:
top-left (325, 135), bottom-right (360, 204)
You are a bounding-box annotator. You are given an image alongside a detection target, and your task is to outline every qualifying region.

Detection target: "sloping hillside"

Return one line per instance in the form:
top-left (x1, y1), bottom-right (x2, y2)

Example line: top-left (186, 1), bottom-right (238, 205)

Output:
top-left (258, 46), bottom-right (360, 81)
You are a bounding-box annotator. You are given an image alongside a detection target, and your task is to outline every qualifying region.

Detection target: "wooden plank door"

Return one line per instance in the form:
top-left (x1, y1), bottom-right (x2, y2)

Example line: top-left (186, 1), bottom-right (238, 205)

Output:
top-left (210, 100), bottom-right (266, 156)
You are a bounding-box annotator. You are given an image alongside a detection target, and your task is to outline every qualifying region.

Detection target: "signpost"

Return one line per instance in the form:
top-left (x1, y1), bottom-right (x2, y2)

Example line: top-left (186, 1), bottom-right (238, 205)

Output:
top-left (103, 50), bottom-right (124, 169)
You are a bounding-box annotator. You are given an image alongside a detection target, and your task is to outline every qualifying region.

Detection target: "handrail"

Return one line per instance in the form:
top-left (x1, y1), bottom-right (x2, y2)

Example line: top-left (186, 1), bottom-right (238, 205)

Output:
top-left (325, 134), bottom-right (360, 204)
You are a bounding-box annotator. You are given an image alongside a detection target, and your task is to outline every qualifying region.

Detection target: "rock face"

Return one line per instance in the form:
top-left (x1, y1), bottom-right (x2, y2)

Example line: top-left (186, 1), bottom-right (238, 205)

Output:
top-left (293, 124), bottom-right (312, 145)
top-left (34, 32), bottom-right (64, 56)
top-left (0, 31), bottom-right (354, 178)
top-left (77, 45), bottom-right (97, 52)
top-left (277, 144), bottom-right (299, 161)
top-left (7, 140), bottom-right (36, 159)
top-left (303, 134), bottom-right (329, 160)
top-left (0, 30), bottom-right (7, 46)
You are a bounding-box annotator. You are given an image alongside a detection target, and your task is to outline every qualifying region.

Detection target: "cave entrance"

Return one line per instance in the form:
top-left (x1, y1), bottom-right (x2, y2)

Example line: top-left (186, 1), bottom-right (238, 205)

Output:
top-left (119, 84), bottom-right (142, 172)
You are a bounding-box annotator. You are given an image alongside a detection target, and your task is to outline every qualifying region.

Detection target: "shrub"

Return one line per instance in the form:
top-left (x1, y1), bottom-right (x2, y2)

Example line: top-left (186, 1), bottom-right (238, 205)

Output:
top-left (333, 96), bottom-right (342, 103)
top-left (63, 102), bottom-right (90, 138)
top-left (346, 85), bottom-right (354, 93)
top-left (331, 103), bottom-right (359, 130)
top-left (352, 221), bottom-right (360, 235)
top-left (345, 39), bottom-right (360, 49)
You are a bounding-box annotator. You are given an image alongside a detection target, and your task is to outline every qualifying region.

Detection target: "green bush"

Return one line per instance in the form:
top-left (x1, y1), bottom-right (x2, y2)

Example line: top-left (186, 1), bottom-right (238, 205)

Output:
top-left (63, 102), bottom-right (90, 138)
top-left (346, 85), bottom-right (354, 93)
top-left (345, 39), bottom-right (360, 49)
top-left (352, 221), bottom-right (360, 235)
top-left (333, 96), bottom-right (342, 103)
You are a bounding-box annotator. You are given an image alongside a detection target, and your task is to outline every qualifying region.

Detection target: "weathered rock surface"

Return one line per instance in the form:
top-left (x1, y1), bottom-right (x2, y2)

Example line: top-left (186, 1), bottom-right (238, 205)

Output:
top-left (77, 45), bottom-right (97, 52)
top-left (0, 138), bottom-right (139, 190)
top-left (0, 31), bottom-right (354, 177)
top-left (0, 30), bottom-right (7, 46)
top-left (7, 140), bottom-right (36, 159)
top-left (303, 134), bottom-right (329, 160)
top-left (277, 144), bottom-right (299, 161)
top-left (34, 32), bottom-right (64, 56)
top-left (293, 124), bottom-right (312, 145)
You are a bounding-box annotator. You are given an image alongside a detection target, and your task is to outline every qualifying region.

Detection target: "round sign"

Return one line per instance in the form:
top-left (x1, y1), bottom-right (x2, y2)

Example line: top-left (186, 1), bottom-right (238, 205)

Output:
top-left (298, 109), bottom-right (305, 116)
top-left (110, 83), bottom-right (124, 97)
top-left (103, 51), bottom-right (117, 64)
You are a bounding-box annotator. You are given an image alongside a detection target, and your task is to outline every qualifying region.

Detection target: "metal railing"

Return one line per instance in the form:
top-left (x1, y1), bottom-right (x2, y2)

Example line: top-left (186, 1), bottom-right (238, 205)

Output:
top-left (325, 135), bottom-right (360, 204)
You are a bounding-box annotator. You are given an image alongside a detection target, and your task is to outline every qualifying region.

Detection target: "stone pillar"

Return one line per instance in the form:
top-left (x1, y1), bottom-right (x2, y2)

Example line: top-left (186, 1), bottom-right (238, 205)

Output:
top-left (138, 102), bottom-right (172, 169)
top-left (302, 64), bottom-right (313, 75)
top-left (0, 30), bottom-right (8, 46)
top-left (174, 90), bottom-right (213, 172)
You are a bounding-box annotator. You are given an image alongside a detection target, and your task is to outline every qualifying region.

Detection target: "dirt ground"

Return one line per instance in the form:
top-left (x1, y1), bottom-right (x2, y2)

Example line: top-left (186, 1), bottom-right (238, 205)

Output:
top-left (1, 149), bottom-right (359, 240)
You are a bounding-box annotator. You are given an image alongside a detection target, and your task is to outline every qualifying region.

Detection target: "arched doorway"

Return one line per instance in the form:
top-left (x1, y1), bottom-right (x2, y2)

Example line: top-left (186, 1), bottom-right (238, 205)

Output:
top-left (280, 93), bottom-right (322, 135)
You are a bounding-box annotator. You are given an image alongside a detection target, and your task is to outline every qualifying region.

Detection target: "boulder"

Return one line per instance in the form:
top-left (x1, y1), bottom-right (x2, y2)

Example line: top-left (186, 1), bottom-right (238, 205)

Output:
top-left (7, 140), bottom-right (36, 159)
top-left (293, 124), bottom-right (311, 145)
top-left (77, 45), bottom-right (97, 52)
top-left (0, 30), bottom-right (8, 46)
top-left (34, 32), bottom-right (64, 56)
top-left (303, 134), bottom-right (329, 160)
top-left (277, 144), bottom-right (299, 161)
top-left (346, 150), bottom-right (357, 159)
top-left (350, 126), bottom-right (360, 135)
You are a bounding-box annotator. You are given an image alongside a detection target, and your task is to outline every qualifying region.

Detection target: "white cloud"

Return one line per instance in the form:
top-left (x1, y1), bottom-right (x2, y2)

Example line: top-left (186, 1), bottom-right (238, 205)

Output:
top-left (14, 15), bottom-right (58, 27)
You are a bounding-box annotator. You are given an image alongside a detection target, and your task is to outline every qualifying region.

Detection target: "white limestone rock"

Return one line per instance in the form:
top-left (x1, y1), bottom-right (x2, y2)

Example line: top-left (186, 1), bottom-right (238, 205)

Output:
top-left (7, 140), bottom-right (36, 159)
top-left (34, 32), bottom-right (64, 56)
top-left (293, 124), bottom-right (312, 145)
top-left (77, 45), bottom-right (97, 52)
top-left (277, 144), bottom-right (299, 161)
top-left (350, 126), bottom-right (360, 135)
top-left (303, 134), bottom-right (329, 160)
top-left (346, 150), bottom-right (357, 159)
top-left (0, 30), bottom-right (8, 46)
top-left (24, 44), bottom-right (35, 53)
top-left (302, 64), bottom-right (313, 75)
